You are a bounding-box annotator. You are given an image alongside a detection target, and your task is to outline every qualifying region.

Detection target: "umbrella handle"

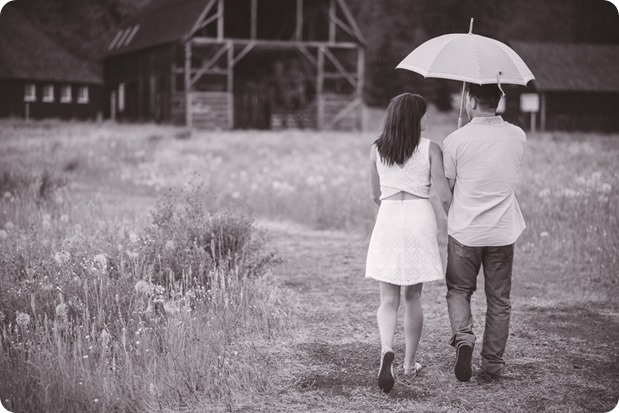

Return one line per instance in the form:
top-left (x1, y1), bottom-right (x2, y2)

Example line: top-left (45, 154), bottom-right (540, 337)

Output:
top-left (458, 82), bottom-right (466, 128)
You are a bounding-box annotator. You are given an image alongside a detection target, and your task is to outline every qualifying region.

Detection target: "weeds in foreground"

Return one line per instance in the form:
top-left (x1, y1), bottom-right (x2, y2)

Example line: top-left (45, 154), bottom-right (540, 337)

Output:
top-left (0, 177), bottom-right (283, 413)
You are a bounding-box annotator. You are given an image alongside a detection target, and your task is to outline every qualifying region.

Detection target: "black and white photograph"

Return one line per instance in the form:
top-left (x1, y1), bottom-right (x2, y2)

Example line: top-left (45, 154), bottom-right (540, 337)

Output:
top-left (0, 0), bottom-right (618, 411)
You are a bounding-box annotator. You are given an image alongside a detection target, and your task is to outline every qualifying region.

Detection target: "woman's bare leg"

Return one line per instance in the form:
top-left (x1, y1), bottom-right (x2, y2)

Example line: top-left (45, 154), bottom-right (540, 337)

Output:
top-left (377, 282), bottom-right (401, 353)
top-left (403, 283), bottom-right (424, 370)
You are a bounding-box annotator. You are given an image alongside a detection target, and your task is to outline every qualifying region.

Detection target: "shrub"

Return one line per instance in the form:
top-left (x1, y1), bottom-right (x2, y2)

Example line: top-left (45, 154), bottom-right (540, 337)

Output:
top-left (0, 185), bottom-right (283, 412)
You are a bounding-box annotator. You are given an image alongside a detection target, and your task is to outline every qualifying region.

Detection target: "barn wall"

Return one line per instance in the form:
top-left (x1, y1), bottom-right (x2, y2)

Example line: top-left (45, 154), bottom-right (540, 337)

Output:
top-left (504, 89), bottom-right (619, 133)
top-left (323, 94), bottom-right (359, 131)
top-left (103, 44), bottom-right (176, 123)
top-left (545, 92), bottom-right (619, 132)
top-left (0, 80), bottom-right (100, 120)
top-left (190, 91), bottom-right (232, 130)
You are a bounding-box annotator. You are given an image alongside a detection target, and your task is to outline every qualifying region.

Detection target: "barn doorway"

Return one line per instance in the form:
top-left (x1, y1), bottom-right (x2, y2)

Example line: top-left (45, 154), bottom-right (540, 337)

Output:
top-left (233, 49), bottom-right (316, 130)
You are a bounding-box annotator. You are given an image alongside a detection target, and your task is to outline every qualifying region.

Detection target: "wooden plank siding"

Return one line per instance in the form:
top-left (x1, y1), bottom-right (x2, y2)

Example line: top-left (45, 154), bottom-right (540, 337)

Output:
top-left (190, 91), bottom-right (232, 129)
top-left (103, 44), bottom-right (176, 123)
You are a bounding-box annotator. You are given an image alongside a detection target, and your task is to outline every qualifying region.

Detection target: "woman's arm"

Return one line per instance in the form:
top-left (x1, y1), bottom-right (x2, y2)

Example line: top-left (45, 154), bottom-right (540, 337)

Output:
top-left (429, 141), bottom-right (452, 215)
top-left (369, 144), bottom-right (381, 207)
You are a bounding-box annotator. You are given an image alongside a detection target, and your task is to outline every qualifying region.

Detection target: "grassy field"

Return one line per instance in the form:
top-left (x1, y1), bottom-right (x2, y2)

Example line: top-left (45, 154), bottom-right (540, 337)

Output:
top-left (0, 109), bottom-right (617, 412)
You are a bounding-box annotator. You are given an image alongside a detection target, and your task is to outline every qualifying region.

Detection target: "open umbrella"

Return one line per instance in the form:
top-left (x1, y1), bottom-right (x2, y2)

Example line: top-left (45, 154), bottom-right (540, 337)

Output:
top-left (396, 19), bottom-right (535, 128)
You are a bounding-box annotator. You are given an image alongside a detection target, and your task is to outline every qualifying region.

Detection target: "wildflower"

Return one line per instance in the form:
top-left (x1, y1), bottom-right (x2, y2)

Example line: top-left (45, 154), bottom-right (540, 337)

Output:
top-left (163, 301), bottom-right (180, 317)
top-left (0, 230), bottom-right (7, 240)
top-left (231, 191), bottom-right (241, 200)
top-left (93, 399), bottom-right (99, 403)
top-left (42, 214), bottom-right (51, 228)
top-left (540, 231), bottom-right (550, 238)
top-left (129, 233), bottom-right (139, 244)
top-left (15, 311), bottom-right (31, 328)
top-left (60, 214), bottom-right (69, 224)
top-left (93, 254), bottom-right (107, 272)
top-left (127, 251), bottom-right (139, 259)
top-left (537, 188), bottom-right (551, 198)
top-left (149, 383), bottom-right (157, 395)
top-left (3, 191), bottom-right (12, 200)
top-left (56, 303), bottom-right (68, 322)
top-left (562, 189), bottom-right (579, 198)
top-left (134, 280), bottom-right (154, 296)
top-left (54, 251), bottom-right (71, 265)
top-left (4, 221), bottom-right (14, 231)
top-left (54, 194), bottom-right (64, 205)
top-left (153, 285), bottom-right (165, 296)
top-left (599, 183), bottom-right (612, 193)
top-left (164, 240), bottom-right (176, 251)
top-left (100, 329), bottom-right (111, 348)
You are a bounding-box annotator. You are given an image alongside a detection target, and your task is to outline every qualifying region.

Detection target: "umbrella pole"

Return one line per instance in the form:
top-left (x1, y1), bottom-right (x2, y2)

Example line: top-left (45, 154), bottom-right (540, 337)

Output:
top-left (457, 82), bottom-right (466, 128)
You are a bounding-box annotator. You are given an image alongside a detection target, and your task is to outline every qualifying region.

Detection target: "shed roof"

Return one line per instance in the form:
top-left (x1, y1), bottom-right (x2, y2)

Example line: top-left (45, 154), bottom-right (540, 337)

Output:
top-left (510, 42), bottom-right (619, 93)
top-left (0, 6), bottom-right (101, 84)
top-left (104, 0), bottom-right (366, 58)
top-left (104, 0), bottom-right (209, 57)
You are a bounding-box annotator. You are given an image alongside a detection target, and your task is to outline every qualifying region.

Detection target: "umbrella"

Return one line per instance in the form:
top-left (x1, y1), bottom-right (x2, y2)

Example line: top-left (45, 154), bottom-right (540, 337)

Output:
top-left (396, 19), bottom-right (535, 128)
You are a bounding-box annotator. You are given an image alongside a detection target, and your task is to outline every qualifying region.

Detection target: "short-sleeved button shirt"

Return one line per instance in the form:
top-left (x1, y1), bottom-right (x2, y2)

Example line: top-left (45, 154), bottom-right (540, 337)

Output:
top-left (443, 116), bottom-right (526, 247)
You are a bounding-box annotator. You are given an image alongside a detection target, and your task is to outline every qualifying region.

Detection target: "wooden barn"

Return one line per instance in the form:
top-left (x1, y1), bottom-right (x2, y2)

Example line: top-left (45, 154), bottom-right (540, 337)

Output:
top-left (0, 6), bottom-right (102, 121)
top-left (102, 0), bottom-right (366, 130)
top-left (502, 42), bottom-right (619, 133)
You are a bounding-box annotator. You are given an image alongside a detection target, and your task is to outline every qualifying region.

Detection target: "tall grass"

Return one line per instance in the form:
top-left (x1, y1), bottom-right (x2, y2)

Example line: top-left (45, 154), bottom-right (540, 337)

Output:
top-left (0, 119), bottom-right (616, 412)
top-left (0, 172), bottom-right (283, 412)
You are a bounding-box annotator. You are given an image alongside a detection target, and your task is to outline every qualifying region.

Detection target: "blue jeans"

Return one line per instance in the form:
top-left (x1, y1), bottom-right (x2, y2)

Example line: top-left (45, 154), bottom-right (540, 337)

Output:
top-left (445, 236), bottom-right (514, 376)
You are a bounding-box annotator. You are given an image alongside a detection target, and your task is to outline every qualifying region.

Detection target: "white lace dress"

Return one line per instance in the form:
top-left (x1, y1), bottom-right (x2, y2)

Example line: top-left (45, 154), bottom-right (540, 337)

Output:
top-left (365, 139), bottom-right (444, 286)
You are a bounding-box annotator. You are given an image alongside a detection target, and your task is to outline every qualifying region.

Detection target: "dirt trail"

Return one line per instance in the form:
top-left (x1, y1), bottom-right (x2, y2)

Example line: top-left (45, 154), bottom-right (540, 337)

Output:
top-left (245, 220), bottom-right (619, 413)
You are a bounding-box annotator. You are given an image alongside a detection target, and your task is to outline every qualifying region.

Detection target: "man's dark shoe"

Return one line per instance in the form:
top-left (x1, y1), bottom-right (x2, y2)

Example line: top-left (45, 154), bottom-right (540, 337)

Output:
top-left (454, 345), bottom-right (473, 382)
top-left (377, 351), bottom-right (395, 393)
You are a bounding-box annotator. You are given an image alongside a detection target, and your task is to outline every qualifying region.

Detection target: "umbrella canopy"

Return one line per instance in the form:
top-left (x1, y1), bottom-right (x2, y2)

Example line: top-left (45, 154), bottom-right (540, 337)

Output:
top-left (396, 32), bottom-right (535, 86)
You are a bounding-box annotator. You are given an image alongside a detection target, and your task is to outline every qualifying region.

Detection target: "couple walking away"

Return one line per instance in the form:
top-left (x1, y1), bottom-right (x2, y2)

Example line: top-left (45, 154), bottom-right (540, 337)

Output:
top-left (365, 85), bottom-right (526, 393)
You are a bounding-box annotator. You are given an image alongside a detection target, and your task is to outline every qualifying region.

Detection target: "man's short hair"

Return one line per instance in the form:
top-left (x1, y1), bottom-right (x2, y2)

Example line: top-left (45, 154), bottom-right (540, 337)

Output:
top-left (467, 84), bottom-right (502, 110)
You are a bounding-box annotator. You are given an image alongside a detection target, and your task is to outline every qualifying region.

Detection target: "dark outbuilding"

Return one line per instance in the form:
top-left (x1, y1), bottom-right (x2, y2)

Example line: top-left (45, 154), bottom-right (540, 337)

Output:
top-left (0, 6), bottom-right (102, 121)
top-left (503, 42), bottom-right (619, 133)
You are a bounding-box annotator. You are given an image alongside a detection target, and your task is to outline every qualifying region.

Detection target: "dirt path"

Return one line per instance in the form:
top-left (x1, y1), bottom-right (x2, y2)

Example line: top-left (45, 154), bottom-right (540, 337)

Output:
top-left (243, 220), bottom-right (619, 413)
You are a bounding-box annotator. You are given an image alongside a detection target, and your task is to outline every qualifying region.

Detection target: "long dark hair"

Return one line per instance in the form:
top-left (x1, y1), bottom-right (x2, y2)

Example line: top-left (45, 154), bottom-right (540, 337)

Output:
top-left (374, 93), bottom-right (426, 166)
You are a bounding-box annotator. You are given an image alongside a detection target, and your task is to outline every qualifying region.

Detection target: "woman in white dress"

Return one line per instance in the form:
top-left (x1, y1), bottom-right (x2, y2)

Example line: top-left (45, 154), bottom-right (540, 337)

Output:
top-left (365, 93), bottom-right (451, 393)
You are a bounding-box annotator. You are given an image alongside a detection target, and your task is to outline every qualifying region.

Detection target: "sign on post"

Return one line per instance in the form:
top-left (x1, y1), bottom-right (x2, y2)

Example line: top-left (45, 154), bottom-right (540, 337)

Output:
top-left (520, 93), bottom-right (539, 113)
top-left (520, 93), bottom-right (539, 132)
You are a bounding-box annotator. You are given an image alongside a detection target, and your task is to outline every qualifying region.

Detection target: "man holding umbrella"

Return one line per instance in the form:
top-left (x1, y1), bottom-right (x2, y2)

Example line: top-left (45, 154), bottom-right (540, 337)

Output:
top-left (397, 20), bottom-right (533, 383)
top-left (442, 83), bottom-right (526, 382)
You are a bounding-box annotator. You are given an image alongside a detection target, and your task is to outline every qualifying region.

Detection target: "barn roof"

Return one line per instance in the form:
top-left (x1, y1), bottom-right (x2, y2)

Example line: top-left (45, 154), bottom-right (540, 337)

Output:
top-left (104, 0), bottom-right (366, 58)
top-left (510, 42), bottom-right (619, 93)
top-left (104, 0), bottom-right (209, 57)
top-left (0, 6), bottom-right (101, 84)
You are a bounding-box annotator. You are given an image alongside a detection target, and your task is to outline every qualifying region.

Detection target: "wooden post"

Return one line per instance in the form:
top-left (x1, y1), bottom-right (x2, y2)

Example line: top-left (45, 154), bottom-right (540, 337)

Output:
top-left (110, 91), bottom-right (116, 121)
top-left (227, 42), bottom-right (234, 130)
top-left (25, 102), bottom-right (29, 120)
top-left (217, 0), bottom-right (224, 40)
top-left (530, 111), bottom-right (536, 133)
top-left (357, 46), bottom-right (365, 131)
top-left (251, 0), bottom-right (257, 39)
top-left (540, 92), bottom-right (546, 131)
top-left (296, 0), bottom-right (303, 40)
top-left (329, 0), bottom-right (336, 43)
top-left (185, 41), bottom-right (192, 128)
top-left (317, 46), bottom-right (325, 129)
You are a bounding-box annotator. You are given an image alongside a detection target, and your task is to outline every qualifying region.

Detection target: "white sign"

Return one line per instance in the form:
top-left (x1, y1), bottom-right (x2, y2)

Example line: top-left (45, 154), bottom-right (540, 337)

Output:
top-left (520, 93), bottom-right (539, 113)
